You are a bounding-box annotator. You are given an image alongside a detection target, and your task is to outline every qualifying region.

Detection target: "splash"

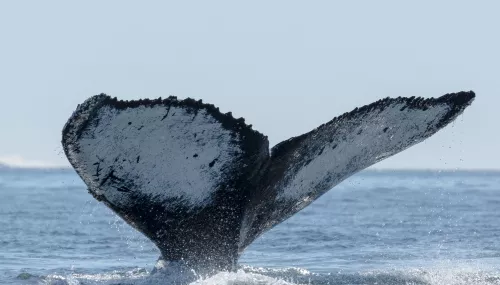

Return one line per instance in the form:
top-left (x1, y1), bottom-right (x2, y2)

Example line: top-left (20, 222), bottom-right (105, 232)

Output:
top-left (32, 265), bottom-right (500, 285)
top-left (37, 267), bottom-right (296, 285)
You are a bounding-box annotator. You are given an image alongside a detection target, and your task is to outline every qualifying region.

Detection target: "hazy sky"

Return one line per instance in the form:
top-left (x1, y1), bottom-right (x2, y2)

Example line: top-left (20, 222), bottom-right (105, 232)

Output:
top-left (0, 1), bottom-right (498, 169)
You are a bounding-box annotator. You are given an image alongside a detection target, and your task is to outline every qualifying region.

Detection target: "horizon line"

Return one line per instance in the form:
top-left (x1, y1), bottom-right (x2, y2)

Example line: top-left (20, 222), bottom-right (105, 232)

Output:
top-left (1, 163), bottom-right (499, 173)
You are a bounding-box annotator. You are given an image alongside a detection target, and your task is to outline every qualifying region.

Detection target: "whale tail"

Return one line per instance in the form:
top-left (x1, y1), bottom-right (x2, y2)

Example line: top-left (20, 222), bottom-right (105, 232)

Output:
top-left (62, 91), bottom-right (474, 272)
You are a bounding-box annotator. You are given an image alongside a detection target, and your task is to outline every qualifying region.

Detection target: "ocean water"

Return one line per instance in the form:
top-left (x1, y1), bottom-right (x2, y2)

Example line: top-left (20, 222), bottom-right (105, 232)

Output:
top-left (1, 169), bottom-right (500, 285)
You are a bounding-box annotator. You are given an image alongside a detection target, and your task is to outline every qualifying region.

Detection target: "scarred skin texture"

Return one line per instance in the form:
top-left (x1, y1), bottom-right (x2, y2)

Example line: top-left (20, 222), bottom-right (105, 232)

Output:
top-left (62, 91), bottom-right (475, 274)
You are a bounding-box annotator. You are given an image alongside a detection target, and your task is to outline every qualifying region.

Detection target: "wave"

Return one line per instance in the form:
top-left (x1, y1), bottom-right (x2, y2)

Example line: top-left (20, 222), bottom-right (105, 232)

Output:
top-left (18, 265), bottom-right (500, 285)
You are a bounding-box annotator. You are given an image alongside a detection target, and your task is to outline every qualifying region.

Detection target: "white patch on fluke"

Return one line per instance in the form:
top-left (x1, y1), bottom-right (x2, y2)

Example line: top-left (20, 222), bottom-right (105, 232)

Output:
top-left (74, 104), bottom-right (242, 208)
top-left (277, 103), bottom-right (450, 203)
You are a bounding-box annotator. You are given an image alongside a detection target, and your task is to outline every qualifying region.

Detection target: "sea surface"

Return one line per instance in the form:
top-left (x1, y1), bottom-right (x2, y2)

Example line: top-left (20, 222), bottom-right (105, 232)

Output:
top-left (1, 169), bottom-right (500, 284)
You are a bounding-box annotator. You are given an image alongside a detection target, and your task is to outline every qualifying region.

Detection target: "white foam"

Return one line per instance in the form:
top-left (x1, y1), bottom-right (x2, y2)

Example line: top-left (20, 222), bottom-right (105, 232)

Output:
top-left (190, 270), bottom-right (298, 285)
top-left (38, 264), bottom-right (500, 285)
top-left (40, 269), bottom-right (299, 285)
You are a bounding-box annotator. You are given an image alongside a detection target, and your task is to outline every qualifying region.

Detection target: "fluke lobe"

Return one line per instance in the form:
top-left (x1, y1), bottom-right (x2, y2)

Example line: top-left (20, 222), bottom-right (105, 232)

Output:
top-left (62, 91), bottom-right (475, 275)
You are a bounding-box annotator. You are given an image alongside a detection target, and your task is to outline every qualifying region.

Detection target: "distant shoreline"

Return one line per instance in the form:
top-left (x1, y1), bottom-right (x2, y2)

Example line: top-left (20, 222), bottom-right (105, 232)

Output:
top-left (0, 164), bottom-right (72, 171)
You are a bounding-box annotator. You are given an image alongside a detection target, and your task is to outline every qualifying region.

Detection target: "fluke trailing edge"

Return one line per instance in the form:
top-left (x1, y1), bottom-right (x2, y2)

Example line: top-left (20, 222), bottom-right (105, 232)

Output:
top-left (62, 91), bottom-right (475, 273)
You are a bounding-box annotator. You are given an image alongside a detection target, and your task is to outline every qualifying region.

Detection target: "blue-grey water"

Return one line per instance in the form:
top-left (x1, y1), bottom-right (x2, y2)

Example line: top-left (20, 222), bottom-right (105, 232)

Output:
top-left (1, 169), bottom-right (500, 284)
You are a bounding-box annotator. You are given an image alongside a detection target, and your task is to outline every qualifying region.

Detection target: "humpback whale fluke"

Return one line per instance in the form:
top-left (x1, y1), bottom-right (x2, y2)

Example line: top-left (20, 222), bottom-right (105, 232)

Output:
top-left (62, 91), bottom-right (475, 274)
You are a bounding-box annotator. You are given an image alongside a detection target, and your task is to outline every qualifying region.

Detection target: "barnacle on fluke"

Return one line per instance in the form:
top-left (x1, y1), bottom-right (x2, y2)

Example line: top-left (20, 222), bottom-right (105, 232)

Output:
top-left (62, 91), bottom-right (474, 277)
